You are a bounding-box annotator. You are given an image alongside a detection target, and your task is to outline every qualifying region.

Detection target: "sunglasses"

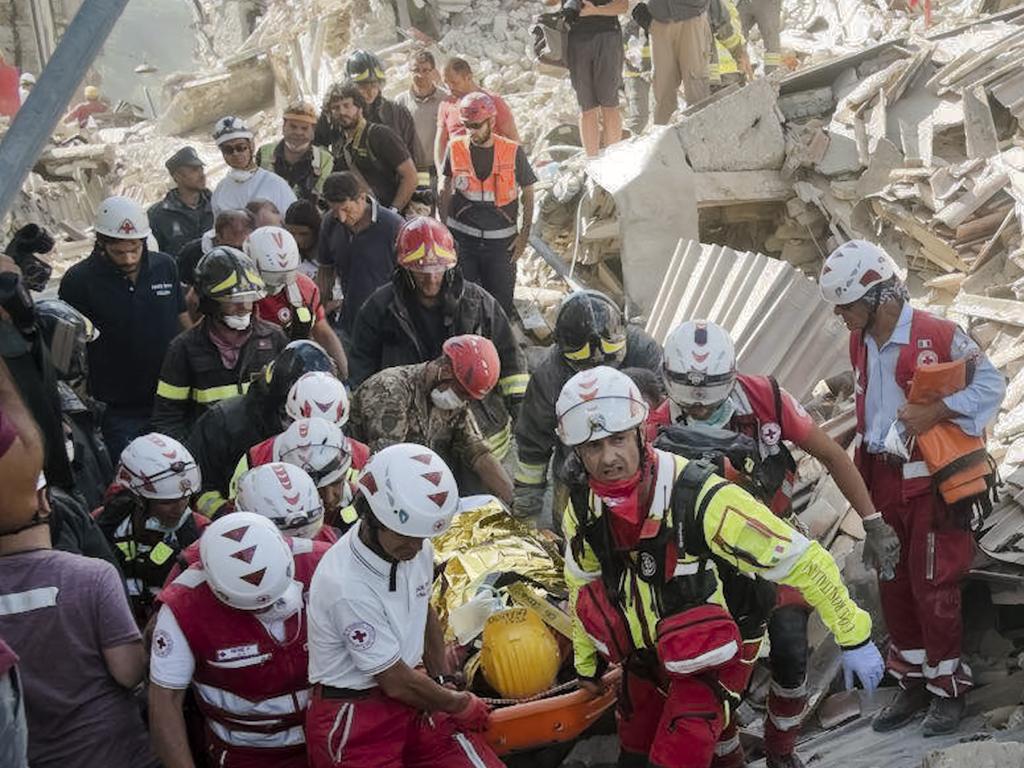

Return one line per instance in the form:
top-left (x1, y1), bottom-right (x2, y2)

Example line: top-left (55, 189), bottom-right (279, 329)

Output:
top-left (220, 142), bottom-right (250, 156)
top-left (462, 121), bottom-right (486, 130)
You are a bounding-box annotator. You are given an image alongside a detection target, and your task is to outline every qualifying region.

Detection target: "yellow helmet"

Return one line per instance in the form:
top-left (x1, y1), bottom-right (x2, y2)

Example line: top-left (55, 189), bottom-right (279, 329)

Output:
top-left (84, 85), bottom-right (100, 100)
top-left (480, 608), bottom-right (560, 699)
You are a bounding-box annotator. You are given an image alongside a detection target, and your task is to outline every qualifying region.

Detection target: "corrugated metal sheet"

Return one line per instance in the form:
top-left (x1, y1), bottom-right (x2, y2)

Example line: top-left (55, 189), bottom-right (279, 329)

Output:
top-left (645, 239), bottom-right (850, 402)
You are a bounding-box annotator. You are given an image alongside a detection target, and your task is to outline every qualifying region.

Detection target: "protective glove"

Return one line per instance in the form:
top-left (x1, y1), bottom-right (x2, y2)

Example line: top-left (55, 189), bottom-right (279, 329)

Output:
top-left (512, 482), bottom-right (545, 520)
top-left (862, 514), bottom-right (900, 582)
top-left (842, 641), bottom-right (885, 693)
top-left (4, 224), bottom-right (54, 293)
top-left (450, 693), bottom-right (491, 732)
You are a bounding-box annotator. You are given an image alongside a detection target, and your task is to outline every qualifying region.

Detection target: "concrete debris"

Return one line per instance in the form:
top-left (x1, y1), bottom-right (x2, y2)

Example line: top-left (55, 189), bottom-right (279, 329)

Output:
top-left (922, 741), bottom-right (1024, 768)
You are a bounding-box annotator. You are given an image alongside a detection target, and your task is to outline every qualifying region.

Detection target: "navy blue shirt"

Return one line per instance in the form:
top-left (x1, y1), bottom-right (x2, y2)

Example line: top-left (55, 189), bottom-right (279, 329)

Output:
top-left (317, 198), bottom-right (403, 336)
top-left (59, 248), bottom-right (185, 411)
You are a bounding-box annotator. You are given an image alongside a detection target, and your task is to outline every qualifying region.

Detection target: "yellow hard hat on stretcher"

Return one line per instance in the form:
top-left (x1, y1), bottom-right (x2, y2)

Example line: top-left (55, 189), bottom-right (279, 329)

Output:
top-left (480, 607), bottom-right (560, 699)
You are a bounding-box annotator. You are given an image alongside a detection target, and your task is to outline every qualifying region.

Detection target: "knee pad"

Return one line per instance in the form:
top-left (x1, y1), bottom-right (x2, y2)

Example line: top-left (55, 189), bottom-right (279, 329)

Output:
top-left (768, 606), bottom-right (809, 688)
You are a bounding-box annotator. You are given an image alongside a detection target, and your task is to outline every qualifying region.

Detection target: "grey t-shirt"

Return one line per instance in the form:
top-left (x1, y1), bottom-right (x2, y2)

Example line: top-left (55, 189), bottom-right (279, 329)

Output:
top-left (0, 549), bottom-right (157, 768)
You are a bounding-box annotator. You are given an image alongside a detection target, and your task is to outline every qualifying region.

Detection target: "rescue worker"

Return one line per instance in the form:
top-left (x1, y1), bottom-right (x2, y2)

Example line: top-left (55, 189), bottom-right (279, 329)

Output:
top-left (313, 50), bottom-right (419, 164)
top-left (707, 0), bottom-right (753, 87)
top-left (147, 146), bottom-right (214, 257)
top-left (210, 115), bottom-right (297, 216)
top-left (18, 71), bottom-right (34, 105)
top-left (34, 299), bottom-right (113, 511)
top-left (237, 461), bottom-right (333, 540)
top-left (349, 335), bottom-right (514, 504)
top-left (149, 512), bottom-right (329, 768)
top-left (622, 15), bottom-right (652, 135)
top-left (737, 0), bottom-right (782, 73)
top-left (348, 217), bottom-right (528, 468)
top-left (247, 225), bottom-right (348, 376)
top-left (658, 320), bottom-right (902, 768)
top-left (514, 289), bottom-right (662, 523)
top-left (257, 101), bottom-right (334, 202)
top-left (64, 84), bottom-right (108, 127)
top-left (188, 340), bottom-right (337, 519)
top-left (557, 366), bottom-right (885, 768)
top-left (640, 0), bottom-right (713, 123)
top-left (305, 443), bottom-right (501, 768)
top-left (439, 92), bottom-right (537, 317)
top-left (319, 82), bottom-right (418, 211)
top-left (93, 433), bottom-right (206, 625)
top-left (152, 246), bottom-right (287, 441)
top-left (818, 240), bottom-right (1005, 736)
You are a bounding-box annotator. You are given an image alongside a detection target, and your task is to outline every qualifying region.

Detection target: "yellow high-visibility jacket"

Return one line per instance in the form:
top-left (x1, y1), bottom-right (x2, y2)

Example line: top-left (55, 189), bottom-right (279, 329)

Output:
top-left (564, 450), bottom-right (871, 677)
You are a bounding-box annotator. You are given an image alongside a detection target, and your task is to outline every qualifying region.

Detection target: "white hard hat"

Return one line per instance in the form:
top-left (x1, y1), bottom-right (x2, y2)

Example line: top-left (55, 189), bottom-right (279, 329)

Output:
top-left (116, 433), bottom-right (201, 500)
top-left (213, 115), bottom-right (254, 146)
top-left (819, 240), bottom-right (897, 305)
top-left (273, 418), bottom-right (352, 488)
top-left (286, 371), bottom-right (350, 426)
top-left (236, 462), bottom-right (325, 538)
top-left (358, 443), bottom-right (460, 538)
top-left (20, 72), bottom-right (35, 85)
top-left (663, 321), bottom-right (737, 407)
top-left (95, 195), bottom-right (151, 239)
top-left (200, 512), bottom-right (295, 610)
top-left (245, 226), bottom-right (301, 290)
top-left (556, 366), bottom-right (648, 447)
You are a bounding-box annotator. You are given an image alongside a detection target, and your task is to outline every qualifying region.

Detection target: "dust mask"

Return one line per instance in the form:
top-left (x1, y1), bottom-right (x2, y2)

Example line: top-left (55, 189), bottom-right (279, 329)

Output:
top-left (259, 580), bottom-right (304, 623)
top-left (228, 167), bottom-right (256, 183)
top-left (285, 140), bottom-right (311, 154)
top-left (690, 399), bottom-right (736, 430)
top-left (430, 387), bottom-right (464, 410)
top-left (222, 312), bottom-right (252, 331)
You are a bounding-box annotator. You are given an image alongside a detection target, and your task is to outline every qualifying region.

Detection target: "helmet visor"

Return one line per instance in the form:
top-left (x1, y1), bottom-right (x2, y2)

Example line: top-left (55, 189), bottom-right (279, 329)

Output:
top-left (663, 368), bottom-right (735, 406)
top-left (562, 334), bottom-right (626, 366)
top-left (557, 397), bottom-right (647, 447)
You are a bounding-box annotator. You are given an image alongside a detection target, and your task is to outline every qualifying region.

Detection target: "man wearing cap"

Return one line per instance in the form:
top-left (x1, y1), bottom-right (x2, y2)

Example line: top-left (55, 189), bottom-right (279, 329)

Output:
top-left (211, 115), bottom-right (297, 217)
top-left (257, 101), bottom-right (334, 203)
top-left (147, 146), bottom-right (214, 257)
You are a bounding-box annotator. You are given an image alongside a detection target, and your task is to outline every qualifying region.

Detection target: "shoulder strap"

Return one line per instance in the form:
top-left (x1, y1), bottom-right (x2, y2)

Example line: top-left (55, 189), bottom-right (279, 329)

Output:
top-left (671, 458), bottom-right (729, 560)
top-left (769, 375), bottom-right (783, 426)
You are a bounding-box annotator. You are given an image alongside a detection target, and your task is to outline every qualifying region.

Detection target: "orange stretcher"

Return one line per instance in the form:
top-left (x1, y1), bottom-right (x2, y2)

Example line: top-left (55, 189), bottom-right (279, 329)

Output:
top-left (484, 668), bottom-right (621, 756)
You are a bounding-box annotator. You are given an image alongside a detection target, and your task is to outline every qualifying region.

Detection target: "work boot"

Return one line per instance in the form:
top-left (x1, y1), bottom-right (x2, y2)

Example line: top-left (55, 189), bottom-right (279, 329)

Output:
top-left (922, 695), bottom-right (966, 737)
top-left (766, 751), bottom-right (806, 768)
top-left (871, 686), bottom-right (930, 732)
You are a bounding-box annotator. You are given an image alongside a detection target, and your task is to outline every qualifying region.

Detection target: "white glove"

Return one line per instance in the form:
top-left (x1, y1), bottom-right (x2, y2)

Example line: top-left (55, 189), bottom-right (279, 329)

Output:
top-left (842, 642), bottom-right (885, 693)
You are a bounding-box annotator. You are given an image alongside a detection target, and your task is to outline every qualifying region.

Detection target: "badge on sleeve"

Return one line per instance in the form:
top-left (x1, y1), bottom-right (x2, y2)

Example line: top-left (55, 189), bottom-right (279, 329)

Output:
top-left (345, 622), bottom-right (376, 651)
top-left (153, 629), bottom-right (174, 658)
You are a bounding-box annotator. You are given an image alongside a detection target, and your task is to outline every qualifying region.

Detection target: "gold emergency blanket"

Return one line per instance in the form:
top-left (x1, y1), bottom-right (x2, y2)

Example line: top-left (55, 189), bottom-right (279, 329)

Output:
top-left (432, 497), bottom-right (566, 639)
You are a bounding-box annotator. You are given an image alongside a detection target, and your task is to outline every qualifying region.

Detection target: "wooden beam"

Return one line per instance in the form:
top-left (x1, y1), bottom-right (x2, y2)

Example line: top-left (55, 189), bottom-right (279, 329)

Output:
top-left (963, 85), bottom-right (1000, 160)
top-left (935, 171), bottom-right (1009, 229)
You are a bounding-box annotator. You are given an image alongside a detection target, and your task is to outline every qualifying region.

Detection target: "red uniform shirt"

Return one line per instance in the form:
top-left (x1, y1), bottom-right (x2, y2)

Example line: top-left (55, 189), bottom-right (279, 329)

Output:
top-left (256, 273), bottom-right (325, 329)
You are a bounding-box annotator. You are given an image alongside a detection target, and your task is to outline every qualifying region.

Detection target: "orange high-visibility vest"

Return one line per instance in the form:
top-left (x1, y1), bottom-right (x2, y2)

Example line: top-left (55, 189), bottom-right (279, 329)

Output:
top-left (450, 133), bottom-right (519, 208)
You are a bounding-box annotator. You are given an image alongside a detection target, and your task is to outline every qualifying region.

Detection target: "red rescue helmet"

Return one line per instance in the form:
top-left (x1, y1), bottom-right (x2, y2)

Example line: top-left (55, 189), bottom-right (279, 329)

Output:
top-left (459, 92), bottom-right (496, 124)
top-left (396, 216), bottom-right (457, 274)
top-left (443, 334), bottom-right (500, 400)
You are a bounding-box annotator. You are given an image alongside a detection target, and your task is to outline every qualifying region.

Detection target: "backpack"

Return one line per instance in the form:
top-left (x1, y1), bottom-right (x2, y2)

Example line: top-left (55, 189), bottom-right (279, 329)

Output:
top-left (531, 12), bottom-right (570, 69)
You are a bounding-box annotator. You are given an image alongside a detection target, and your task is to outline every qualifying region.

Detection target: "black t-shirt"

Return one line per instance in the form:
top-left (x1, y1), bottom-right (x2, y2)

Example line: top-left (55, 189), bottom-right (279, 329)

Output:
top-left (406, 298), bottom-right (447, 361)
top-left (337, 123), bottom-right (411, 208)
top-left (568, 0), bottom-right (621, 35)
top-left (443, 144), bottom-right (538, 232)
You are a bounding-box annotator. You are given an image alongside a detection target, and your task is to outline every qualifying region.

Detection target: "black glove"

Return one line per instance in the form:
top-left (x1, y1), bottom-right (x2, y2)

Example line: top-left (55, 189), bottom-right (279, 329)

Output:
top-left (4, 224), bottom-right (54, 293)
top-left (632, 2), bottom-right (653, 32)
top-left (0, 271), bottom-right (36, 334)
top-left (562, 0), bottom-right (582, 24)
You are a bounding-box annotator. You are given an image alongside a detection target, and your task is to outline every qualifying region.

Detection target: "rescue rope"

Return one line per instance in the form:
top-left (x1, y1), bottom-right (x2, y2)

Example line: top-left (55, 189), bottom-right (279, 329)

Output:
top-left (481, 679), bottom-right (580, 706)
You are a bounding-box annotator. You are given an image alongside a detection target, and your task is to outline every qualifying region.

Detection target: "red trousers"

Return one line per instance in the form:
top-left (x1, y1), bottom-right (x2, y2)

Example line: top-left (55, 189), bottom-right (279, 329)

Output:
top-left (203, 728), bottom-right (306, 768)
top-left (863, 456), bottom-right (974, 698)
top-left (305, 687), bottom-right (503, 768)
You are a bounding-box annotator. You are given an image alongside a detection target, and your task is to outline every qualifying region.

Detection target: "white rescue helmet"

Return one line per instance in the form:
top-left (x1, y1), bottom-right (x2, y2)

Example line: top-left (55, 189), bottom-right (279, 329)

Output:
top-left (116, 433), bottom-right (201, 500)
top-left (95, 195), bottom-right (151, 239)
top-left (245, 226), bottom-right (301, 291)
top-left (235, 462), bottom-right (325, 539)
top-left (556, 366), bottom-right (649, 447)
top-left (357, 443), bottom-right (460, 538)
top-left (200, 512), bottom-right (295, 610)
top-left (286, 371), bottom-right (350, 427)
top-left (662, 321), bottom-right (737, 407)
top-left (213, 115), bottom-right (254, 146)
top-left (273, 418), bottom-right (352, 488)
top-left (819, 240), bottom-right (897, 305)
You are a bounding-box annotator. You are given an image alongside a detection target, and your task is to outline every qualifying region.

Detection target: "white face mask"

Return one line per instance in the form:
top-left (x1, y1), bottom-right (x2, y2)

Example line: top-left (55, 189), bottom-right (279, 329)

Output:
top-left (284, 140), bottom-right (311, 154)
top-left (690, 398), bottom-right (736, 429)
top-left (144, 507), bottom-right (190, 535)
top-left (430, 386), bottom-right (464, 410)
top-left (228, 167), bottom-right (256, 183)
top-left (222, 312), bottom-right (252, 331)
top-left (259, 580), bottom-right (304, 623)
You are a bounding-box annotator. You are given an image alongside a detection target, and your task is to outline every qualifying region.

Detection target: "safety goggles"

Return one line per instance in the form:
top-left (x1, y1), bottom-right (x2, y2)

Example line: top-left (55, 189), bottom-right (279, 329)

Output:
top-left (562, 335), bottom-right (627, 364)
top-left (271, 505), bottom-right (325, 534)
top-left (663, 367), bottom-right (734, 406)
top-left (219, 141), bottom-right (250, 156)
top-left (557, 397), bottom-right (647, 447)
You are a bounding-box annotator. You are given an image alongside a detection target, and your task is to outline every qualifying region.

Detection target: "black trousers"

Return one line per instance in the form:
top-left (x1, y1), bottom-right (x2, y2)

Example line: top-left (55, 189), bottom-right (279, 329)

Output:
top-left (453, 231), bottom-right (517, 318)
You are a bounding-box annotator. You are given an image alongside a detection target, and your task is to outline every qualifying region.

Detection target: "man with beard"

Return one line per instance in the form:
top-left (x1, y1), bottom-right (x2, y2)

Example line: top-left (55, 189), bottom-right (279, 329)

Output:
top-left (210, 115), bottom-right (296, 216)
top-left (257, 101), bottom-right (334, 203)
top-left (439, 92), bottom-right (536, 317)
top-left (318, 83), bottom-right (418, 211)
top-left (395, 50), bottom-right (448, 193)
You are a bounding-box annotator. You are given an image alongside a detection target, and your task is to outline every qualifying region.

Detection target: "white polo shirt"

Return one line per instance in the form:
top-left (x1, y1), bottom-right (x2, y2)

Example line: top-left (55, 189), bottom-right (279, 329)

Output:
top-left (307, 521), bottom-right (434, 689)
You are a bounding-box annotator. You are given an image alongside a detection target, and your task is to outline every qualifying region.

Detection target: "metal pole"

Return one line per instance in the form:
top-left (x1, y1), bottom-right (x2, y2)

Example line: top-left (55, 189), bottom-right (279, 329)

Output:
top-left (0, 0), bottom-right (130, 220)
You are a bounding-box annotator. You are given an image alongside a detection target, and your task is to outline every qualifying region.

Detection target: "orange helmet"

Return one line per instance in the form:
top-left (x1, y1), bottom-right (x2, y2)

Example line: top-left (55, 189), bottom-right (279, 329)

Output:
top-left (459, 92), bottom-right (496, 124)
top-left (396, 217), bottom-right (457, 274)
top-left (443, 334), bottom-right (500, 400)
